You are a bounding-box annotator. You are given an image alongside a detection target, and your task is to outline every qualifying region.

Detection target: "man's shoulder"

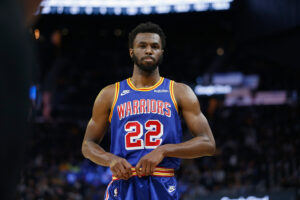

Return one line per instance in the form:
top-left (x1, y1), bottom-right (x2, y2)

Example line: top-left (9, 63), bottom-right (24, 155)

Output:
top-left (94, 83), bottom-right (118, 105)
top-left (99, 83), bottom-right (116, 96)
top-left (172, 81), bottom-right (191, 92)
top-left (171, 81), bottom-right (196, 106)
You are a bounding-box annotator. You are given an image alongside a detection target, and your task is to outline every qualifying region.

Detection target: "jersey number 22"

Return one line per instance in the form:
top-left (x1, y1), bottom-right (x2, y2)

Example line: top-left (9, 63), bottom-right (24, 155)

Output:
top-left (124, 120), bottom-right (163, 150)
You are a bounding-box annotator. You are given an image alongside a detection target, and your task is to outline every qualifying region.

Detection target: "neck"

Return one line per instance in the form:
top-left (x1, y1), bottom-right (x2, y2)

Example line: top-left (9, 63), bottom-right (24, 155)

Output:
top-left (131, 64), bottom-right (161, 88)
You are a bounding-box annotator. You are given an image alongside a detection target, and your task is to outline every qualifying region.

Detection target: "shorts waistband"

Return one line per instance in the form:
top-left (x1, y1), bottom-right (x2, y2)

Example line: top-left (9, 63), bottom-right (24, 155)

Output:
top-left (112, 167), bottom-right (174, 180)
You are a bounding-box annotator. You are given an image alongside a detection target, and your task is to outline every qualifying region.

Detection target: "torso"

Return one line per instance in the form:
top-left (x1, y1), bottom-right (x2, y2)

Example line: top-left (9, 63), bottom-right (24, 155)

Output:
top-left (109, 77), bottom-right (183, 169)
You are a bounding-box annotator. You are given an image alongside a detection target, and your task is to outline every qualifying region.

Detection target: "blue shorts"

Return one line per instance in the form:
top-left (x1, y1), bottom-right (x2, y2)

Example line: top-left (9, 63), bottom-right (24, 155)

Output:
top-left (104, 176), bottom-right (179, 200)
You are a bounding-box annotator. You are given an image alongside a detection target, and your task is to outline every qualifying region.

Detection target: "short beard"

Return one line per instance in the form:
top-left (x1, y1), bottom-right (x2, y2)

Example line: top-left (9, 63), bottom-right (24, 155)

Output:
top-left (132, 54), bottom-right (163, 73)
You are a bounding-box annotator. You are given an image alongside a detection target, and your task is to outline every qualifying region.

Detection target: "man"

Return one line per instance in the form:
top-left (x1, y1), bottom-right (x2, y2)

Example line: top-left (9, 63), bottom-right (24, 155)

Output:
top-left (82, 22), bottom-right (216, 200)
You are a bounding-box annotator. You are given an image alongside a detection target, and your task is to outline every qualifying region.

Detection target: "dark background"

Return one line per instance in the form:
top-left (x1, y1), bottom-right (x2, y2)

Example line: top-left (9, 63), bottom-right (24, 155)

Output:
top-left (12, 0), bottom-right (300, 199)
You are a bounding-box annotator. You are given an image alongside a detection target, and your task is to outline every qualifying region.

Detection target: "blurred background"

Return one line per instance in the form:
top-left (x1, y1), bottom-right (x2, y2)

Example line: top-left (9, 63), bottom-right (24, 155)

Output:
top-left (12, 0), bottom-right (300, 199)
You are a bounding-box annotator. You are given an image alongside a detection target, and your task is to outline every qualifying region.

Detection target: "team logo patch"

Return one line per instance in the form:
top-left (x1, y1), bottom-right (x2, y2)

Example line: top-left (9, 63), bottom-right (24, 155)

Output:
top-left (168, 185), bottom-right (176, 193)
top-left (154, 89), bottom-right (168, 93)
top-left (121, 90), bottom-right (130, 96)
top-left (114, 188), bottom-right (118, 197)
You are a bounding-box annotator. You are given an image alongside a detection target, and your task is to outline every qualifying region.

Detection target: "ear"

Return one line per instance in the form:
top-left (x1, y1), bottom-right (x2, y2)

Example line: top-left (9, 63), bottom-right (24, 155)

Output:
top-left (129, 48), bottom-right (133, 58)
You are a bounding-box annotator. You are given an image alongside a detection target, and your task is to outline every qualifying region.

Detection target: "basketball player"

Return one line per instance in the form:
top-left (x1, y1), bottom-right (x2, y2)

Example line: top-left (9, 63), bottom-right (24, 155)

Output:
top-left (82, 22), bottom-right (216, 200)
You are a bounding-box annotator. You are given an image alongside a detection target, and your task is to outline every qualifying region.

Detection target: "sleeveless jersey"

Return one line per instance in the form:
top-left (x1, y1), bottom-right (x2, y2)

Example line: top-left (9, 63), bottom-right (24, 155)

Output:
top-left (109, 77), bottom-right (182, 169)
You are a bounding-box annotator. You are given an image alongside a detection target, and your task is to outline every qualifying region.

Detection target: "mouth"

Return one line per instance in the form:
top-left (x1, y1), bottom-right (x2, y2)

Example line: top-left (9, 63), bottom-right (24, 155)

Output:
top-left (142, 57), bottom-right (155, 62)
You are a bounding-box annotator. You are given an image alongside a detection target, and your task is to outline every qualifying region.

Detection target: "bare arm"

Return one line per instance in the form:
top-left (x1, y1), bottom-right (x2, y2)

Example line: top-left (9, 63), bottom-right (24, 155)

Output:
top-left (160, 82), bottom-right (216, 158)
top-left (81, 84), bottom-right (132, 179)
top-left (136, 82), bottom-right (216, 176)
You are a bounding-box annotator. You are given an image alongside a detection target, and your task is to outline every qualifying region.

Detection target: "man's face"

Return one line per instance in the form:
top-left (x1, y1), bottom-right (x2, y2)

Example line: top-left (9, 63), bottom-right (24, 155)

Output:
top-left (130, 33), bottom-right (164, 73)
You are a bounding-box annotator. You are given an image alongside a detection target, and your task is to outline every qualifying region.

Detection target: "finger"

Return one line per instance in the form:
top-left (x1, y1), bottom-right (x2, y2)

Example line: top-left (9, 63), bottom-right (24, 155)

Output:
top-left (113, 167), bottom-right (121, 178)
top-left (145, 162), bottom-right (151, 176)
top-left (113, 162), bottom-right (124, 178)
top-left (120, 160), bottom-right (133, 180)
top-left (125, 166), bottom-right (132, 179)
top-left (119, 165), bottom-right (128, 179)
top-left (110, 164), bottom-right (118, 176)
top-left (123, 160), bottom-right (133, 177)
top-left (150, 163), bottom-right (156, 175)
top-left (120, 161), bottom-right (129, 180)
top-left (135, 161), bottom-right (142, 178)
top-left (141, 161), bottom-right (147, 176)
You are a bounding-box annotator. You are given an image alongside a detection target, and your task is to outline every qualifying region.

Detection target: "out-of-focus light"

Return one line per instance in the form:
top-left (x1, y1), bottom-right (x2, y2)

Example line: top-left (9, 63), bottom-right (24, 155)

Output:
top-left (217, 47), bottom-right (224, 56)
top-left (99, 7), bottom-right (107, 15)
top-left (194, 3), bottom-right (209, 11)
top-left (70, 7), bottom-right (79, 15)
top-left (34, 29), bottom-right (40, 40)
top-left (66, 173), bottom-right (77, 184)
top-left (85, 172), bottom-right (95, 183)
top-left (221, 196), bottom-right (269, 200)
top-left (57, 7), bottom-right (64, 14)
top-left (29, 85), bottom-right (37, 100)
top-left (212, 2), bottom-right (230, 10)
top-left (114, 7), bottom-right (122, 15)
top-left (85, 7), bottom-right (93, 15)
top-left (194, 85), bottom-right (232, 96)
top-left (127, 7), bottom-right (138, 15)
top-left (38, 0), bottom-right (234, 15)
top-left (156, 5), bottom-right (171, 14)
top-left (41, 6), bottom-right (51, 14)
top-left (174, 4), bottom-right (190, 13)
top-left (141, 6), bottom-right (152, 14)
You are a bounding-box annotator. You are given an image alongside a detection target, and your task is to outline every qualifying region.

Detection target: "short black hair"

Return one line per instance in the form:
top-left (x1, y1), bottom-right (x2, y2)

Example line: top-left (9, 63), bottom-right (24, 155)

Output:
top-left (128, 22), bottom-right (166, 49)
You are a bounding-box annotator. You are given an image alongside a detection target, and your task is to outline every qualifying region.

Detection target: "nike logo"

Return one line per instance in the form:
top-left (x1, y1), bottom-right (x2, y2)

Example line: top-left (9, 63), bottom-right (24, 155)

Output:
top-left (120, 90), bottom-right (130, 96)
top-left (168, 185), bottom-right (176, 193)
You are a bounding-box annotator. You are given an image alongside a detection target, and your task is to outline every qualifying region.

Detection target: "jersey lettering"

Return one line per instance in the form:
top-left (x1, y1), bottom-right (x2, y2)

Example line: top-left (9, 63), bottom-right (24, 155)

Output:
top-left (116, 99), bottom-right (172, 120)
top-left (151, 99), bottom-right (157, 114)
top-left (140, 99), bottom-right (146, 114)
top-left (147, 99), bottom-right (151, 113)
top-left (157, 100), bottom-right (164, 115)
top-left (124, 120), bottom-right (163, 150)
top-left (164, 102), bottom-right (171, 117)
top-left (145, 120), bottom-right (163, 149)
top-left (132, 100), bottom-right (139, 115)
top-left (117, 103), bottom-right (126, 119)
top-left (126, 101), bottom-right (132, 117)
top-left (125, 121), bottom-right (144, 150)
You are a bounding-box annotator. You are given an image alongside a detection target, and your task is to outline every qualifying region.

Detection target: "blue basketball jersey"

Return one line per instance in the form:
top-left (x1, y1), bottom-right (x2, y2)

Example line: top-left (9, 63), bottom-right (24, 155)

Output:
top-left (109, 77), bottom-right (183, 169)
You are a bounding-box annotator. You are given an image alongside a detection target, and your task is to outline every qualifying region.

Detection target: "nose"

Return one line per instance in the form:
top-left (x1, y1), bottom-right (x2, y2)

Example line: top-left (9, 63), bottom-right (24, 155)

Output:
top-left (145, 45), bottom-right (153, 55)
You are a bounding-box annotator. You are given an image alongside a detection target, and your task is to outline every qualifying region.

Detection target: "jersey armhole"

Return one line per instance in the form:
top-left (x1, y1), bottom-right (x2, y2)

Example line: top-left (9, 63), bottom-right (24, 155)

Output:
top-left (108, 82), bottom-right (120, 122)
top-left (169, 80), bottom-right (179, 113)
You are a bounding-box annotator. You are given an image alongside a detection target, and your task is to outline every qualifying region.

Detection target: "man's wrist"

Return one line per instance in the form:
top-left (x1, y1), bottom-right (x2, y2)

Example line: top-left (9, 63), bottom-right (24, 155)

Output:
top-left (157, 144), bottom-right (171, 157)
top-left (105, 152), bottom-right (118, 166)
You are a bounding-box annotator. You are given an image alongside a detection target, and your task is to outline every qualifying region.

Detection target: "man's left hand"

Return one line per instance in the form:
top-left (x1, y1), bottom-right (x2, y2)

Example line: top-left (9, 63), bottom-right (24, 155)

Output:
top-left (135, 146), bottom-right (166, 177)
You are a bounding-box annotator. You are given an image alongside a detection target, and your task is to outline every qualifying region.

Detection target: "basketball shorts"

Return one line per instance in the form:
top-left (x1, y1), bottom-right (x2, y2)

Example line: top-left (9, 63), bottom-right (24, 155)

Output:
top-left (104, 167), bottom-right (179, 200)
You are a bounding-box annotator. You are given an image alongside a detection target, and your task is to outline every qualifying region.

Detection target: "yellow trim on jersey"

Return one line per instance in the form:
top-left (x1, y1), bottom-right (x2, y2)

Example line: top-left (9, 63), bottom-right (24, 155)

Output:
top-left (170, 80), bottom-right (179, 112)
top-left (152, 172), bottom-right (174, 176)
top-left (112, 167), bottom-right (175, 180)
top-left (108, 82), bottom-right (120, 122)
top-left (154, 167), bottom-right (174, 172)
top-left (127, 77), bottom-right (164, 91)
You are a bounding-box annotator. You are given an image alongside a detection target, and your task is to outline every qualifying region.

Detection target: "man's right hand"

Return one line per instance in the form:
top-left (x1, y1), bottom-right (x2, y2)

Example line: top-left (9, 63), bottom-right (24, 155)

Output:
top-left (109, 155), bottom-right (133, 180)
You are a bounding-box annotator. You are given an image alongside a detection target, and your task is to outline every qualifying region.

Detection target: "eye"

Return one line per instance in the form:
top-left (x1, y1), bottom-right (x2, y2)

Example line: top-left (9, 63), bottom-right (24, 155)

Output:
top-left (152, 45), bottom-right (159, 49)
